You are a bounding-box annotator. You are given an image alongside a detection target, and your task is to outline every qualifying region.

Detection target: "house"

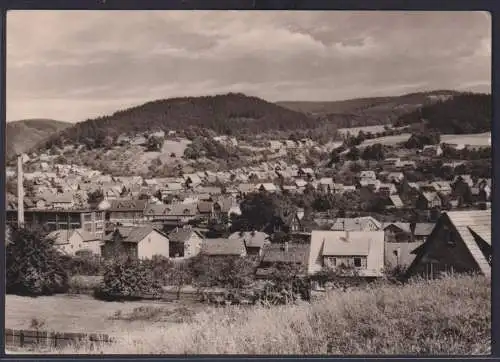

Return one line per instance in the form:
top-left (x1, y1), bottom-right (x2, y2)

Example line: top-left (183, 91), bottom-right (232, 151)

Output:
top-left (412, 223), bottom-right (435, 243)
top-left (200, 238), bottom-right (247, 258)
top-left (377, 183), bottom-right (397, 196)
top-left (416, 192), bottom-right (442, 210)
top-left (144, 204), bottom-right (172, 222)
top-left (256, 243), bottom-right (310, 279)
top-left (421, 145), bottom-right (443, 157)
top-left (51, 193), bottom-right (75, 210)
top-left (385, 242), bottom-right (424, 270)
top-left (431, 181), bottom-right (452, 195)
top-left (184, 174), bottom-right (202, 188)
top-left (168, 227), bottom-right (204, 258)
top-left (330, 217), bottom-right (382, 232)
top-left (382, 222), bottom-right (411, 243)
top-left (257, 183), bottom-right (278, 193)
top-left (163, 203), bottom-right (198, 223)
top-left (107, 199), bottom-right (147, 226)
top-left (308, 231), bottom-right (385, 277)
top-left (238, 183), bottom-right (256, 196)
top-left (387, 195), bottom-right (404, 209)
top-left (406, 210), bottom-right (491, 279)
top-left (101, 226), bottom-right (170, 260)
top-left (387, 172), bottom-right (404, 183)
top-left (48, 229), bottom-right (101, 256)
top-left (228, 231), bottom-right (271, 256)
top-left (359, 170), bottom-right (376, 181)
top-left (298, 168), bottom-right (315, 179)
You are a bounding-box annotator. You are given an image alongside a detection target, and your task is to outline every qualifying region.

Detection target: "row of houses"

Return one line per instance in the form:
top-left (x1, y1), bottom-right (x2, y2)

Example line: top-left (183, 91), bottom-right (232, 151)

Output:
top-left (48, 210), bottom-right (491, 282)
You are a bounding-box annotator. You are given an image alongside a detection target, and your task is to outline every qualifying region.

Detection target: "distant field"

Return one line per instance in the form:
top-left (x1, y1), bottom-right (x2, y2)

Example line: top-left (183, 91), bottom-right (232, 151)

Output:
top-left (337, 125), bottom-right (391, 137)
top-left (441, 132), bottom-right (491, 146)
top-left (5, 294), bottom-right (205, 336)
top-left (359, 133), bottom-right (412, 148)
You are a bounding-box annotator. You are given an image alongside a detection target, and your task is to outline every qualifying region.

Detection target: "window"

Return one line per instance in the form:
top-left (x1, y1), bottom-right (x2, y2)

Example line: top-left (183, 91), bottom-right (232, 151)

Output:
top-left (354, 257), bottom-right (362, 267)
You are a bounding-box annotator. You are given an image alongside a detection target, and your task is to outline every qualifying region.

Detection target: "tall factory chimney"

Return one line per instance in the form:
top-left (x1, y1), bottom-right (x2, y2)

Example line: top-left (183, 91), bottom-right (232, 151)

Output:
top-left (17, 154), bottom-right (24, 226)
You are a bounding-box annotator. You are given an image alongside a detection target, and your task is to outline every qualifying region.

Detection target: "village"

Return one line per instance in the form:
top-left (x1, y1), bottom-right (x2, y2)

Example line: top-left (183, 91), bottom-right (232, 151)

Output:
top-left (5, 125), bottom-right (492, 286)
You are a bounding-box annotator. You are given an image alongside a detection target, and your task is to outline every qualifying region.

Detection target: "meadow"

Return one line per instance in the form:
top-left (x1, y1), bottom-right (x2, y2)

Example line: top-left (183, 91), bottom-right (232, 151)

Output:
top-left (15, 275), bottom-right (490, 355)
top-left (441, 132), bottom-right (491, 146)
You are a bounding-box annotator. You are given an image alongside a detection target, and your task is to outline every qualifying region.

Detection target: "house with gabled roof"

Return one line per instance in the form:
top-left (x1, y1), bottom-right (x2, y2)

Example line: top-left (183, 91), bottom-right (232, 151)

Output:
top-left (101, 226), bottom-right (169, 259)
top-left (168, 227), bottom-right (204, 258)
top-left (386, 194), bottom-right (404, 209)
top-left (382, 222), bottom-right (411, 243)
top-left (48, 228), bottom-right (101, 256)
top-left (229, 231), bottom-right (271, 256)
top-left (416, 192), bottom-right (442, 210)
top-left (257, 183), bottom-right (278, 193)
top-left (385, 242), bottom-right (424, 270)
top-left (184, 174), bottom-right (202, 188)
top-left (108, 199), bottom-right (147, 226)
top-left (406, 210), bottom-right (491, 279)
top-left (308, 230), bottom-right (385, 277)
top-left (256, 243), bottom-right (310, 279)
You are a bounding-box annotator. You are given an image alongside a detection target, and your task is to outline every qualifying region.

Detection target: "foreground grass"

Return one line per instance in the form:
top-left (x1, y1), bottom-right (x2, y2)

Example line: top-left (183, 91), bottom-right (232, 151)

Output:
top-left (46, 275), bottom-right (492, 355)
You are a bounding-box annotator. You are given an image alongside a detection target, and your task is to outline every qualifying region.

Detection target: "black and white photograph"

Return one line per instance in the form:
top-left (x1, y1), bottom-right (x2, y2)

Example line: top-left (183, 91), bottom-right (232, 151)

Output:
top-left (4, 10), bottom-right (491, 355)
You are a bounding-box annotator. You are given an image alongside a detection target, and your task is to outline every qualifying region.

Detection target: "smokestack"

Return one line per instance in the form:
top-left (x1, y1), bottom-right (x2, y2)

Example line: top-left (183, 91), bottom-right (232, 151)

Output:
top-left (17, 155), bottom-right (24, 226)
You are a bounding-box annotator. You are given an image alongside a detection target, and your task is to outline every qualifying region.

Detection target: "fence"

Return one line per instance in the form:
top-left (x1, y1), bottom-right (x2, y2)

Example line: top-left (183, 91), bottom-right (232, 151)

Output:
top-left (5, 328), bottom-right (114, 349)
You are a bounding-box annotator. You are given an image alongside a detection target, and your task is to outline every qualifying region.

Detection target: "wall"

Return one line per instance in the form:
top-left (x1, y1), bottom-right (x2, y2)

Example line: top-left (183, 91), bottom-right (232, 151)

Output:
top-left (185, 233), bottom-right (203, 258)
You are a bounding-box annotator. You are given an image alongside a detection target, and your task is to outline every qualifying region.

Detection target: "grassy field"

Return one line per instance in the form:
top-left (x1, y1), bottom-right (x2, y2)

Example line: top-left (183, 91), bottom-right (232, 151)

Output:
top-left (5, 294), bottom-right (207, 335)
top-left (359, 133), bottom-right (412, 148)
top-left (441, 132), bottom-right (491, 146)
top-left (31, 275), bottom-right (490, 355)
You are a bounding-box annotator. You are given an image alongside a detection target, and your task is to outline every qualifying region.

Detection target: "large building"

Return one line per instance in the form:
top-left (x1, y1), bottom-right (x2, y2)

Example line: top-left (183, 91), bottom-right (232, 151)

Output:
top-left (6, 208), bottom-right (106, 239)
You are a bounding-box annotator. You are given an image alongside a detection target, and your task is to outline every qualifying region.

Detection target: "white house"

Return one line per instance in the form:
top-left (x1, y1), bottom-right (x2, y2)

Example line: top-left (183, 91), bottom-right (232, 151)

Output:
top-left (308, 230), bottom-right (385, 277)
top-left (102, 226), bottom-right (170, 259)
top-left (48, 229), bottom-right (101, 256)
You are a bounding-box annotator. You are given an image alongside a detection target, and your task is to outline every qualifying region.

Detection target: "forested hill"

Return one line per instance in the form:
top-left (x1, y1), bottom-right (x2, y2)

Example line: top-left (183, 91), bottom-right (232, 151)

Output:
top-left (6, 119), bottom-right (71, 159)
top-left (40, 93), bottom-right (318, 148)
top-left (278, 90), bottom-right (462, 129)
top-left (394, 92), bottom-right (491, 134)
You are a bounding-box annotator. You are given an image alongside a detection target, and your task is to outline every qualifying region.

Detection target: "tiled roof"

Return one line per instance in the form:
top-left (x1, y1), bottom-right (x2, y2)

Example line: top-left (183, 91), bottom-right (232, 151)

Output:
top-left (383, 222), bottom-right (411, 233)
top-left (384, 242), bottom-right (424, 268)
top-left (168, 229), bottom-right (202, 243)
top-left (201, 238), bottom-right (246, 256)
top-left (109, 199), bottom-right (147, 211)
top-left (105, 226), bottom-right (161, 243)
top-left (413, 223), bottom-right (435, 236)
top-left (228, 231), bottom-right (270, 248)
top-left (261, 243), bottom-right (310, 264)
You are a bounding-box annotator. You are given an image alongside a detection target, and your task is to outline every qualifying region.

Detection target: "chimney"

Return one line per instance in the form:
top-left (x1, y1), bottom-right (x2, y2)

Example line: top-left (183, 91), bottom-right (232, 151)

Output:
top-left (17, 155), bottom-right (24, 226)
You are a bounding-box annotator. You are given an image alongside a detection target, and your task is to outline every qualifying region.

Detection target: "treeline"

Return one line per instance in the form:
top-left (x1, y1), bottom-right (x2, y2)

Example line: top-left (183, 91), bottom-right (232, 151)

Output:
top-left (395, 92), bottom-right (491, 134)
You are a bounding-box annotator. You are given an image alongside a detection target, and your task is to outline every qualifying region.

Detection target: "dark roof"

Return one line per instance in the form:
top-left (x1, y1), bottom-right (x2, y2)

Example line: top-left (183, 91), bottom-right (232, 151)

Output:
top-left (104, 226), bottom-right (163, 243)
top-left (197, 201), bottom-right (213, 214)
top-left (201, 238), bottom-right (246, 256)
top-left (168, 229), bottom-right (202, 243)
top-left (260, 243), bottom-right (310, 264)
top-left (109, 199), bottom-right (147, 211)
top-left (384, 242), bottom-right (424, 268)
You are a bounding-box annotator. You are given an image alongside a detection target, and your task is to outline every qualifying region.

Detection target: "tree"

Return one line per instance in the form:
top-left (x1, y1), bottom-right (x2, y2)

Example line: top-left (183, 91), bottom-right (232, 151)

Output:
top-left (346, 147), bottom-right (360, 161)
top-left (6, 226), bottom-right (69, 296)
top-left (146, 136), bottom-right (164, 152)
top-left (361, 143), bottom-right (385, 161)
top-left (87, 189), bottom-right (104, 205)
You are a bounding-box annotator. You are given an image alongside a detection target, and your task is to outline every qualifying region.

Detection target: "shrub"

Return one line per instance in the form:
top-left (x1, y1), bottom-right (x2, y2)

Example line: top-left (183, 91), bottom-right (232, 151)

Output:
top-left (6, 226), bottom-right (69, 296)
top-left (93, 256), bottom-right (162, 301)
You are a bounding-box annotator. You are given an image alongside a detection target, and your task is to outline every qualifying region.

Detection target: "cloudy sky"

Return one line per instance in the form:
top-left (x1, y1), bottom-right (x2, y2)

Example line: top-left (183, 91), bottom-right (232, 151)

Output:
top-left (7, 11), bottom-right (491, 123)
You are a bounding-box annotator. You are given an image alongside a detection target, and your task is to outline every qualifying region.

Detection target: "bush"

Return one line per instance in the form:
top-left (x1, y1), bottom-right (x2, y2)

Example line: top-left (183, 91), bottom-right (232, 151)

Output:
top-left (93, 256), bottom-right (162, 301)
top-left (6, 226), bottom-right (69, 296)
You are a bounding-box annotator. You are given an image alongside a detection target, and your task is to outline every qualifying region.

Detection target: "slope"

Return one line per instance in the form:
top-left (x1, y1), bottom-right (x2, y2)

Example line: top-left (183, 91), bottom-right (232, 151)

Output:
top-left (6, 119), bottom-right (71, 159)
top-left (40, 93), bottom-right (318, 149)
top-left (277, 90), bottom-right (461, 128)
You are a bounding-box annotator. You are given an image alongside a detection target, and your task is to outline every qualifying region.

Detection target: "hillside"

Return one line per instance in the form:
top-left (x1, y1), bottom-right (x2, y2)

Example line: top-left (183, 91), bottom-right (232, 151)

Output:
top-left (395, 92), bottom-right (491, 134)
top-left (6, 119), bottom-right (71, 159)
top-left (40, 93), bottom-right (318, 150)
top-left (277, 90), bottom-right (461, 128)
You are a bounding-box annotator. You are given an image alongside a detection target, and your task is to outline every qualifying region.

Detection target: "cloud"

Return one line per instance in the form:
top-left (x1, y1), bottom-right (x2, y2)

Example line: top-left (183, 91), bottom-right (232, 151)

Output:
top-left (6, 10), bottom-right (491, 122)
